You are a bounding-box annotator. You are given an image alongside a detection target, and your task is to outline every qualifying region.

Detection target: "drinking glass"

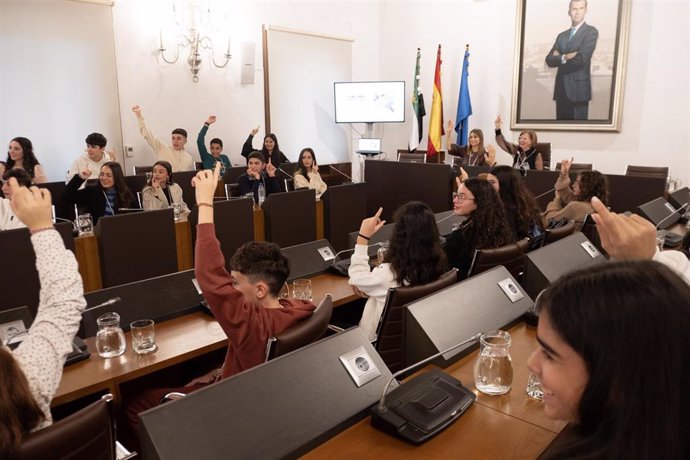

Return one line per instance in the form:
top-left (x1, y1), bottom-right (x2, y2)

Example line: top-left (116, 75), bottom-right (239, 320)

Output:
top-left (526, 371), bottom-right (544, 400)
top-left (130, 319), bottom-right (158, 355)
top-left (76, 213), bottom-right (93, 235)
top-left (293, 279), bottom-right (313, 301)
top-left (474, 330), bottom-right (513, 395)
top-left (172, 203), bottom-right (181, 221)
top-left (376, 243), bottom-right (389, 265)
top-left (145, 172), bottom-right (153, 183)
top-left (278, 282), bottom-right (290, 299)
top-left (95, 312), bottom-right (126, 358)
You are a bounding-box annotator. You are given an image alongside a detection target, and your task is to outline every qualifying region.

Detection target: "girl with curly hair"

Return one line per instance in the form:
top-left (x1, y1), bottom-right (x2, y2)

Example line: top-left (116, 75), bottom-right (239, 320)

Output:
top-left (445, 178), bottom-right (515, 279)
top-left (349, 202), bottom-right (448, 342)
top-left (542, 158), bottom-right (609, 228)
top-left (488, 165), bottom-right (544, 240)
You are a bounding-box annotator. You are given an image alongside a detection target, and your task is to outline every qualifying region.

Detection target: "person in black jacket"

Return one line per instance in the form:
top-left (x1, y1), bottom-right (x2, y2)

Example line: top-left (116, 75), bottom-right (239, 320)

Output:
top-left (237, 152), bottom-right (281, 204)
top-left (240, 126), bottom-right (289, 169)
top-left (63, 161), bottom-right (137, 224)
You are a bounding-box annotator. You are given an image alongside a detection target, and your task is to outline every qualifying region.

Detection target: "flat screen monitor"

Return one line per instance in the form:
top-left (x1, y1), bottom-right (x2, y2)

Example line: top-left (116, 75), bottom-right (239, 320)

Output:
top-left (334, 81), bottom-right (405, 123)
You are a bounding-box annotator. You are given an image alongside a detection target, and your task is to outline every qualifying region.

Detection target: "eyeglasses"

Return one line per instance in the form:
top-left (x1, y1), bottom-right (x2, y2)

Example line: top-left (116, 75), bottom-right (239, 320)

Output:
top-left (452, 192), bottom-right (475, 201)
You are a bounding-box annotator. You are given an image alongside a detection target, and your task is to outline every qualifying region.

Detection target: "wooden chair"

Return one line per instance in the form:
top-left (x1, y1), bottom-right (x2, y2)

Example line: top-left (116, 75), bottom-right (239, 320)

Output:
top-left (397, 152), bottom-right (427, 163)
top-left (536, 142), bottom-right (551, 170)
top-left (374, 269), bottom-right (458, 373)
top-left (554, 162), bottom-right (593, 174)
top-left (625, 165), bottom-right (669, 179)
top-left (543, 219), bottom-right (576, 245)
top-left (467, 238), bottom-right (529, 279)
top-left (15, 394), bottom-right (120, 460)
top-left (265, 294), bottom-right (333, 361)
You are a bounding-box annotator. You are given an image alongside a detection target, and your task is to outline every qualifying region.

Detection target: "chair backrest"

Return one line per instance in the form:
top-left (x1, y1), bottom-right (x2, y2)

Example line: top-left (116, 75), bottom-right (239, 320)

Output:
top-left (195, 161), bottom-right (203, 170)
top-left (265, 294), bottom-right (333, 361)
top-left (535, 142), bottom-right (551, 170)
top-left (467, 238), bottom-right (529, 279)
top-left (397, 152), bottom-right (427, 163)
top-left (224, 183), bottom-right (241, 199)
top-left (133, 165), bottom-right (153, 175)
top-left (554, 162), bottom-right (593, 174)
top-left (625, 165), bottom-right (669, 179)
top-left (284, 178), bottom-right (295, 192)
top-left (375, 269), bottom-right (458, 373)
top-left (544, 219), bottom-right (576, 245)
top-left (15, 394), bottom-right (116, 460)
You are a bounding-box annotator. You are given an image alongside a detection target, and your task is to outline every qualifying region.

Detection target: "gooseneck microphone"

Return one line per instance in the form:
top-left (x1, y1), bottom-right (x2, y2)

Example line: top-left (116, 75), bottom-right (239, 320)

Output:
top-left (331, 242), bottom-right (386, 262)
top-left (377, 332), bottom-right (482, 411)
top-left (83, 297), bottom-right (122, 313)
top-left (534, 187), bottom-right (556, 200)
top-left (656, 202), bottom-right (689, 230)
top-left (329, 164), bottom-right (356, 183)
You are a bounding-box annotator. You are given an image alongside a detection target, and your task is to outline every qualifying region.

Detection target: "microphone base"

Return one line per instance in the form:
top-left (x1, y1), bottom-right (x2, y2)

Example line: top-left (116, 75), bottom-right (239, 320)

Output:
top-left (370, 368), bottom-right (475, 444)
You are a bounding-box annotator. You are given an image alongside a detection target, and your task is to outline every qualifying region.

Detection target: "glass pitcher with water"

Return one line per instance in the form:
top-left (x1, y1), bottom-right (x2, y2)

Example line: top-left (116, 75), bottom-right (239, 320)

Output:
top-left (474, 330), bottom-right (513, 395)
top-left (95, 312), bottom-right (126, 358)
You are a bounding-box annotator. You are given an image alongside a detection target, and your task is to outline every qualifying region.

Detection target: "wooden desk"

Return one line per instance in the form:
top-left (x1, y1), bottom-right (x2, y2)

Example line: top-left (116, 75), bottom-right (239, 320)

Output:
top-left (53, 272), bottom-right (356, 407)
top-left (74, 233), bottom-right (102, 292)
top-left (53, 312), bottom-right (226, 407)
top-left (303, 323), bottom-right (565, 458)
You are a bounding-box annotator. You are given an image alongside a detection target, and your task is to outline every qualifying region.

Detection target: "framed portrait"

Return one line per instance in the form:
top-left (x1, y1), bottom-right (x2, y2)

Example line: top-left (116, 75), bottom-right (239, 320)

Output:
top-left (511, 0), bottom-right (631, 131)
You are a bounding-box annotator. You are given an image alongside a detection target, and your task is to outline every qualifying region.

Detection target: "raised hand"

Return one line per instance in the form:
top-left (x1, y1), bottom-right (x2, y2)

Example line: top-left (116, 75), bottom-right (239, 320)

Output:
top-left (192, 162), bottom-right (221, 205)
top-left (560, 157), bottom-right (573, 176)
top-left (446, 119), bottom-right (454, 131)
top-left (78, 168), bottom-right (92, 180)
top-left (494, 114), bottom-right (503, 129)
top-left (590, 196), bottom-right (657, 260)
top-left (485, 144), bottom-right (496, 165)
top-left (312, 163), bottom-right (319, 173)
top-left (132, 104), bottom-right (143, 117)
top-left (458, 167), bottom-right (469, 183)
top-left (106, 148), bottom-right (117, 161)
top-left (265, 159), bottom-right (276, 177)
top-left (151, 177), bottom-right (161, 190)
top-left (359, 207), bottom-right (386, 239)
top-left (207, 115), bottom-right (216, 125)
top-left (250, 125), bottom-right (260, 136)
top-left (9, 179), bottom-right (53, 231)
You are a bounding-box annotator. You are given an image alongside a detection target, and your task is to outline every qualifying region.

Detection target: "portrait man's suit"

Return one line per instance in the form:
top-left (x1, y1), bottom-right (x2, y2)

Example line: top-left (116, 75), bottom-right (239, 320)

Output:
top-left (545, 22), bottom-right (598, 120)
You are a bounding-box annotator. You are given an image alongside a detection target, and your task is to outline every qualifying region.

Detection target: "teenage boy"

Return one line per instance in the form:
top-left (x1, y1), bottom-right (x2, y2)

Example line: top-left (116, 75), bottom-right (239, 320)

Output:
top-left (197, 115), bottom-right (231, 175)
top-left (67, 132), bottom-right (116, 180)
top-left (125, 163), bottom-right (315, 439)
top-left (132, 104), bottom-right (194, 172)
top-left (237, 151), bottom-right (281, 202)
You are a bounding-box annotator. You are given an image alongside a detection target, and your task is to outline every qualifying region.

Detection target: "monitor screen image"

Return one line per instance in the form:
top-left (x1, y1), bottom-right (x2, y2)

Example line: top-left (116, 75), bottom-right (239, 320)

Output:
top-left (334, 81), bottom-right (406, 123)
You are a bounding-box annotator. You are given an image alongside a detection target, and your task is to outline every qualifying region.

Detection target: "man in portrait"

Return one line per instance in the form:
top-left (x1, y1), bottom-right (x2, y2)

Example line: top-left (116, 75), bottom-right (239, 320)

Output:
top-left (545, 0), bottom-right (599, 120)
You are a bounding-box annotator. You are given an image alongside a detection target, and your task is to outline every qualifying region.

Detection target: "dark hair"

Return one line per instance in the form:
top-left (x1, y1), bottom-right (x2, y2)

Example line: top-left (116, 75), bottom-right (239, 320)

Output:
top-left (6, 137), bottom-right (40, 180)
top-left (229, 241), bottom-right (290, 297)
top-left (462, 178), bottom-right (514, 248)
top-left (171, 128), bottom-right (188, 138)
top-left (247, 151), bottom-right (264, 163)
top-left (151, 161), bottom-right (174, 185)
top-left (295, 148), bottom-right (316, 179)
top-left (262, 134), bottom-right (279, 154)
top-left (85, 132), bottom-right (107, 148)
top-left (536, 261), bottom-right (690, 459)
top-left (210, 138), bottom-right (223, 148)
top-left (490, 165), bottom-right (543, 239)
top-left (3, 168), bottom-right (32, 188)
top-left (99, 162), bottom-right (134, 208)
top-left (576, 171), bottom-right (608, 205)
top-left (0, 346), bottom-right (45, 458)
top-left (387, 201), bottom-right (448, 285)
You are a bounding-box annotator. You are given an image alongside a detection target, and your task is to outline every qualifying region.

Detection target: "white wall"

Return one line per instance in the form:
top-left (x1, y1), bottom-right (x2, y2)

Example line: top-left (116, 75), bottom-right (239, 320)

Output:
top-left (378, 0), bottom-right (690, 185)
top-left (112, 0), bottom-right (381, 172)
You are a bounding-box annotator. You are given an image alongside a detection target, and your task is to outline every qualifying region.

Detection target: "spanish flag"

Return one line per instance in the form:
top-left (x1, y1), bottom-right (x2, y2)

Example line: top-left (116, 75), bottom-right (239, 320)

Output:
top-left (427, 44), bottom-right (444, 158)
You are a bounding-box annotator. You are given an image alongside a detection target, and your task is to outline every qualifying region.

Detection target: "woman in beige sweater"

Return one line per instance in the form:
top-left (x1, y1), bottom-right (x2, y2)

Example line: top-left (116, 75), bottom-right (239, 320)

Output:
top-left (293, 148), bottom-right (327, 195)
top-left (543, 158), bottom-right (608, 228)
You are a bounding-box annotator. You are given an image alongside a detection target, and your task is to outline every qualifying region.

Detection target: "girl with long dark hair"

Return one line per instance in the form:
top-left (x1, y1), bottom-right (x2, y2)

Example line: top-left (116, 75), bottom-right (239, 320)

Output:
top-left (240, 126), bottom-right (289, 169)
top-left (141, 160), bottom-right (190, 219)
top-left (349, 202), bottom-right (448, 341)
top-left (529, 261), bottom-right (690, 459)
top-left (63, 161), bottom-right (136, 224)
top-left (293, 148), bottom-right (327, 194)
top-left (488, 165), bottom-right (544, 240)
top-left (1, 137), bottom-right (48, 183)
top-left (444, 178), bottom-right (515, 279)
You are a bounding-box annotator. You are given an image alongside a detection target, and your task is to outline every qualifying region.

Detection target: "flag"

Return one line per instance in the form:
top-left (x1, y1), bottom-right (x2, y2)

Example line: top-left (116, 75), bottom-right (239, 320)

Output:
top-left (427, 44), bottom-right (444, 157)
top-left (454, 48), bottom-right (473, 146)
top-left (409, 48), bottom-right (426, 152)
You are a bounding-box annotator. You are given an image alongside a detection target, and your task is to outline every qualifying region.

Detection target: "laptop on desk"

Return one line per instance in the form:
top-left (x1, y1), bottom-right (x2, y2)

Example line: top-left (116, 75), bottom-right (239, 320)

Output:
top-left (356, 138), bottom-right (381, 156)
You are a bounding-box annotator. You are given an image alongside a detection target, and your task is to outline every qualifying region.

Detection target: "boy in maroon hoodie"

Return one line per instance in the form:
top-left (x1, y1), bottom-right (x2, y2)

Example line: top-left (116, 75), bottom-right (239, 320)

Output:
top-left (125, 163), bottom-right (315, 440)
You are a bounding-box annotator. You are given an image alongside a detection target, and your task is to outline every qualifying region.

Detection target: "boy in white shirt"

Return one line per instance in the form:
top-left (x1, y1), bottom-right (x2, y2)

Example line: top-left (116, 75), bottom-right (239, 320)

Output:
top-left (67, 133), bottom-right (115, 181)
top-left (0, 169), bottom-right (32, 230)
